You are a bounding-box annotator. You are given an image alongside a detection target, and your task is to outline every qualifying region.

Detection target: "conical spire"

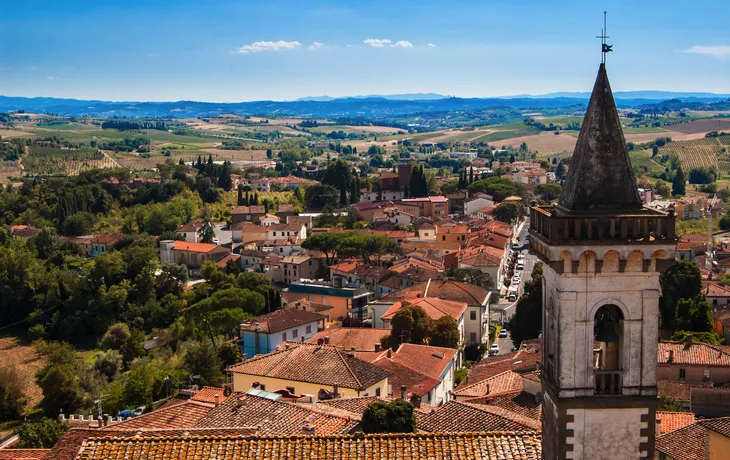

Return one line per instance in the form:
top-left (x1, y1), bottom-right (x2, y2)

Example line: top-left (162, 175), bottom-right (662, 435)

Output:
top-left (557, 64), bottom-right (642, 212)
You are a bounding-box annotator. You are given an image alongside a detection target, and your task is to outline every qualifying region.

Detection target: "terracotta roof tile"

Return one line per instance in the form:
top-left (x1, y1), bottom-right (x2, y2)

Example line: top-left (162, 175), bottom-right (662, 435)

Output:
top-left (308, 328), bottom-right (390, 351)
top-left (74, 432), bottom-right (542, 460)
top-left (228, 343), bottom-right (390, 390)
top-left (465, 390), bottom-right (542, 422)
top-left (232, 205), bottom-right (266, 214)
top-left (456, 344), bottom-right (541, 391)
top-left (380, 280), bottom-right (489, 306)
top-left (172, 240), bottom-right (224, 254)
top-left (329, 261), bottom-right (359, 273)
top-left (454, 370), bottom-right (525, 398)
top-left (372, 358), bottom-right (441, 397)
top-left (416, 401), bottom-right (541, 433)
top-left (388, 343), bottom-right (457, 381)
top-left (195, 393), bottom-right (358, 435)
top-left (0, 450), bottom-right (48, 460)
top-left (191, 386), bottom-right (230, 404)
top-left (655, 422), bottom-right (707, 460)
top-left (382, 297), bottom-right (467, 323)
top-left (656, 411), bottom-right (696, 434)
top-left (177, 219), bottom-right (205, 232)
top-left (657, 380), bottom-right (712, 402)
top-left (105, 400), bottom-right (213, 431)
top-left (658, 341), bottom-right (730, 366)
top-left (240, 308), bottom-right (325, 334)
top-left (700, 416), bottom-right (730, 438)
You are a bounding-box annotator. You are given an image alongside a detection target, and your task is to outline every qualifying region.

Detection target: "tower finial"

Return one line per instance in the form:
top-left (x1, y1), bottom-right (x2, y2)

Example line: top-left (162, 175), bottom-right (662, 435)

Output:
top-left (596, 11), bottom-right (613, 64)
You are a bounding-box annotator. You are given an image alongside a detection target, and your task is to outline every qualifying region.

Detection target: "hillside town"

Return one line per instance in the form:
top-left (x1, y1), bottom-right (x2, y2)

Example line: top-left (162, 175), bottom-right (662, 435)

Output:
top-left (3, 3), bottom-right (730, 456)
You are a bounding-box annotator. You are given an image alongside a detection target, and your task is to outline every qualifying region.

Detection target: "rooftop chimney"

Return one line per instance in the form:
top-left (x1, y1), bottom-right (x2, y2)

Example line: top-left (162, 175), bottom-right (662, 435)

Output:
top-left (324, 336), bottom-right (330, 345)
top-left (333, 384), bottom-right (339, 398)
top-left (214, 394), bottom-right (220, 407)
top-left (400, 385), bottom-right (407, 400)
top-left (374, 343), bottom-right (382, 352)
top-left (486, 384), bottom-right (490, 395)
top-left (685, 334), bottom-right (693, 348)
top-left (668, 350), bottom-right (674, 363)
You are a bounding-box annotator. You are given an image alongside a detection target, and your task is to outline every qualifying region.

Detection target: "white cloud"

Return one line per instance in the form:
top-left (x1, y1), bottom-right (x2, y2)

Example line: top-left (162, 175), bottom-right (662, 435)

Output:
top-left (678, 45), bottom-right (730, 61)
top-left (391, 40), bottom-right (413, 48)
top-left (29, 66), bottom-right (38, 71)
top-left (428, 43), bottom-right (437, 48)
top-left (308, 42), bottom-right (325, 51)
top-left (364, 38), bottom-right (391, 48)
top-left (236, 40), bottom-right (301, 54)
top-left (45, 76), bottom-right (60, 81)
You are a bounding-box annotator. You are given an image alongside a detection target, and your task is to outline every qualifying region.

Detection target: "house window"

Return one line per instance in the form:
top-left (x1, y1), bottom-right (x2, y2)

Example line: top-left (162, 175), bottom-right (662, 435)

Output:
top-left (259, 384), bottom-right (265, 390)
top-left (273, 232), bottom-right (277, 237)
top-left (282, 332), bottom-right (287, 341)
top-left (442, 236), bottom-right (446, 241)
top-left (286, 386), bottom-right (295, 393)
top-left (376, 388), bottom-right (381, 397)
top-left (470, 332), bottom-right (477, 342)
top-left (292, 329), bottom-right (298, 339)
top-left (470, 311), bottom-right (477, 321)
top-left (306, 325), bottom-right (312, 334)
top-left (704, 369), bottom-right (711, 379)
top-left (280, 248), bottom-right (283, 253)
top-left (679, 368), bottom-right (686, 379)
top-left (309, 260), bottom-right (312, 266)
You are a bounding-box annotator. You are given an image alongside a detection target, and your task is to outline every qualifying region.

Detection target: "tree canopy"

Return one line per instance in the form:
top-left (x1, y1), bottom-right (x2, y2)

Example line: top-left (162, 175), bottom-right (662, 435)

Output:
top-left (362, 399), bottom-right (416, 434)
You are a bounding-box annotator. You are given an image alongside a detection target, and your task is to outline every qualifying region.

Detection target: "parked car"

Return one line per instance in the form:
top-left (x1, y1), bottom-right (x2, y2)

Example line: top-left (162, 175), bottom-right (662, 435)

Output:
top-left (499, 329), bottom-right (508, 338)
top-left (490, 343), bottom-right (500, 353)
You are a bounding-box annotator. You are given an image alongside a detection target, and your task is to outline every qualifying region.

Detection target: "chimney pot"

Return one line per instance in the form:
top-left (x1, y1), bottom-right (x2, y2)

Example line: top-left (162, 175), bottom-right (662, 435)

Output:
top-left (685, 334), bottom-right (693, 348)
top-left (668, 350), bottom-right (674, 363)
top-left (214, 394), bottom-right (220, 407)
top-left (375, 343), bottom-right (382, 352)
top-left (400, 385), bottom-right (407, 400)
top-left (324, 336), bottom-right (330, 345)
top-left (333, 384), bottom-right (339, 398)
top-left (486, 383), bottom-right (490, 394)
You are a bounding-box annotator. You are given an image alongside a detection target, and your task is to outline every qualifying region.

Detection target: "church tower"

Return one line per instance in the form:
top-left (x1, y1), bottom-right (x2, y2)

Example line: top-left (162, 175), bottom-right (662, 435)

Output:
top-left (530, 63), bottom-right (676, 459)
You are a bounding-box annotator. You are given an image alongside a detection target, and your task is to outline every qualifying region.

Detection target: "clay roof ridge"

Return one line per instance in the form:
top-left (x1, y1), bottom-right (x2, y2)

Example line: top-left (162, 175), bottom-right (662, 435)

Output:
top-left (455, 369), bottom-right (516, 394)
top-left (334, 347), bottom-right (363, 389)
top-left (455, 400), bottom-right (542, 431)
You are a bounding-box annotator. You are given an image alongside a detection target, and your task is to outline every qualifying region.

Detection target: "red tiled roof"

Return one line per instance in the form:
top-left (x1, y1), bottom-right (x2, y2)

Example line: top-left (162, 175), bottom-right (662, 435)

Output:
top-left (228, 342), bottom-right (390, 390)
top-left (232, 205), bottom-right (266, 214)
top-left (389, 343), bottom-right (456, 381)
top-left (703, 282), bottom-right (730, 298)
top-left (194, 393), bottom-right (358, 435)
top-left (380, 280), bottom-right (489, 306)
top-left (454, 370), bottom-right (526, 398)
top-left (72, 432), bottom-right (542, 460)
top-left (177, 219), bottom-right (205, 232)
top-left (0, 450), bottom-right (48, 460)
top-left (172, 240), bottom-right (224, 254)
top-left (658, 341), bottom-right (730, 366)
top-left (465, 390), bottom-right (542, 422)
top-left (656, 411), bottom-right (696, 434)
top-left (105, 400), bottom-right (213, 431)
top-left (456, 343), bottom-right (541, 391)
top-left (382, 297), bottom-right (467, 323)
top-left (240, 308), bottom-right (325, 334)
top-left (657, 380), bottom-right (712, 402)
top-left (216, 253), bottom-right (240, 268)
top-left (190, 386), bottom-right (230, 404)
top-left (372, 358), bottom-right (441, 397)
top-left (701, 416), bottom-right (730, 438)
top-left (308, 328), bottom-right (390, 351)
top-left (655, 422), bottom-right (708, 460)
top-left (416, 400), bottom-right (541, 433)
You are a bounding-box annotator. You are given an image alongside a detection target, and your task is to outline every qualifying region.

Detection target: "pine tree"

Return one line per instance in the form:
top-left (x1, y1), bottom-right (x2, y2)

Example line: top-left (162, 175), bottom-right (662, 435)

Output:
top-left (196, 155), bottom-right (202, 170)
top-left (469, 166), bottom-right (474, 184)
top-left (672, 167), bottom-right (686, 196)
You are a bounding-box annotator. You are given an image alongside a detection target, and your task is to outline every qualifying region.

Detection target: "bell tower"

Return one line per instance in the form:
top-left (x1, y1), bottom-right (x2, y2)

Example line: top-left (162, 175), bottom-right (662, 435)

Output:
top-left (530, 63), bottom-right (676, 459)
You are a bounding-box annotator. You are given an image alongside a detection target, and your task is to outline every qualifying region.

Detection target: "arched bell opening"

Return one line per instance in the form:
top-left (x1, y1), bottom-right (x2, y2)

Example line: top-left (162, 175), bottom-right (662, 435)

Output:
top-left (593, 304), bottom-right (624, 395)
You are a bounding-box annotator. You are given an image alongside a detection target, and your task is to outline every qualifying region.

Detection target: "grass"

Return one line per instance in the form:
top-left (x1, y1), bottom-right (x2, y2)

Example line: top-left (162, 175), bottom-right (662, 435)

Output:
top-left (623, 127), bottom-right (668, 134)
top-left (676, 216), bottom-right (719, 235)
top-left (631, 150), bottom-right (665, 176)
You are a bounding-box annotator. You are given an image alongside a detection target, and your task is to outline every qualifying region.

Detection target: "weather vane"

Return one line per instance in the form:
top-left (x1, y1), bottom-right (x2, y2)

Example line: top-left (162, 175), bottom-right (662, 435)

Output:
top-left (596, 11), bottom-right (613, 64)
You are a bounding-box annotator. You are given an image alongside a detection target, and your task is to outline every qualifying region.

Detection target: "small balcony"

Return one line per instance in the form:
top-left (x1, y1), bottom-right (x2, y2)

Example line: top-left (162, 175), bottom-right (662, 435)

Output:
top-left (594, 370), bottom-right (623, 395)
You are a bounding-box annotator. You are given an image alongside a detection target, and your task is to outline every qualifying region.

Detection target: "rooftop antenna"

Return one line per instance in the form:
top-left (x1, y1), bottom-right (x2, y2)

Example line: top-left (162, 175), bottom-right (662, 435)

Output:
top-left (596, 11), bottom-right (613, 64)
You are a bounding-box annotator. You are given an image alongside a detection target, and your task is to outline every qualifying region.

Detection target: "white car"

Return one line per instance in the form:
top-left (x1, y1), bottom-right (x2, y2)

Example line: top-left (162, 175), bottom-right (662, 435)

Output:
top-left (490, 343), bottom-right (500, 354)
top-left (499, 329), bottom-right (508, 338)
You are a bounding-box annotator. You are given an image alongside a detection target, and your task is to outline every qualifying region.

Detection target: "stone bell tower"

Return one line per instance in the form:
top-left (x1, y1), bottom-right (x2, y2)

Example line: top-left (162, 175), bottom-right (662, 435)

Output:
top-left (529, 63), bottom-right (676, 459)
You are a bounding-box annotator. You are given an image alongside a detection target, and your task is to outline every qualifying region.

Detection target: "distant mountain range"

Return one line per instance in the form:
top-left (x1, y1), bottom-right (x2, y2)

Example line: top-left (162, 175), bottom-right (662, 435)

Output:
top-left (1, 91), bottom-right (728, 118)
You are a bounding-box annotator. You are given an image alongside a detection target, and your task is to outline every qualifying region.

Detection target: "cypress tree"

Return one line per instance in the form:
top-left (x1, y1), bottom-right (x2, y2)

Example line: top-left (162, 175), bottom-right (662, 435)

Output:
top-left (197, 155), bottom-right (202, 169)
top-left (469, 166), bottom-right (474, 184)
top-left (237, 187), bottom-right (244, 206)
top-left (245, 191), bottom-right (250, 206)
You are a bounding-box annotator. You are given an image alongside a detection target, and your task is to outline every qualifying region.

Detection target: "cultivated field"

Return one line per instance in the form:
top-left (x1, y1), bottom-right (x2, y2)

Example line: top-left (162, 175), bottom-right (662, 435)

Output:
top-left (665, 119), bottom-right (730, 134)
top-left (0, 337), bottom-right (45, 410)
top-left (307, 124), bottom-right (406, 135)
top-left (624, 132), bottom-right (708, 143)
top-left (24, 146), bottom-right (118, 176)
top-left (496, 132), bottom-right (577, 153)
top-left (658, 136), bottom-right (730, 173)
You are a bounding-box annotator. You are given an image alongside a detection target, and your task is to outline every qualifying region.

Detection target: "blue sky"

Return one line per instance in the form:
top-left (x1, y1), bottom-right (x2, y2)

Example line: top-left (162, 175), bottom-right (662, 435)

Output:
top-left (1, 0), bottom-right (728, 102)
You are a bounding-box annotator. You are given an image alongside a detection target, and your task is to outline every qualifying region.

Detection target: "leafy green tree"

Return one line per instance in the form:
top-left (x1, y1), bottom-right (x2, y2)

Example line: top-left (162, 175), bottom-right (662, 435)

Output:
top-left (198, 220), bottom-right (216, 244)
top-left (185, 340), bottom-right (223, 387)
top-left (304, 184), bottom-right (339, 209)
top-left (382, 305), bottom-right (433, 350)
top-left (38, 365), bottom-right (84, 417)
top-left (670, 330), bottom-right (721, 345)
top-left (0, 365), bottom-right (27, 421)
top-left (362, 399), bottom-right (416, 433)
top-left (492, 201), bottom-right (525, 224)
top-left (672, 167), bottom-right (686, 196)
top-left (510, 263), bottom-right (543, 348)
top-left (122, 363), bottom-right (156, 410)
top-left (535, 183), bottom-right (562, 201)
top-left (675, 294), bottom-right (713, 333)
top-left (659, 260), bottom-right (701, 332)
top-left (430, 316), bottom-right (460, 349)
top-left (467, 176), bottom-right (525, 201)
top-left (16, 418), bottom-right (69, 448)
top-left (100, 323), bottom-right (132, 351)
top-left (94, 350), bottom-right (123, 381)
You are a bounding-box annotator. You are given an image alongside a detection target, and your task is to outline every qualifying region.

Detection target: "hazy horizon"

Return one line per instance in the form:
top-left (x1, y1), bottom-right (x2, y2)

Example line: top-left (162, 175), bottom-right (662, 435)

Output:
top-left (1, 0), bottom-right (729, 102)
